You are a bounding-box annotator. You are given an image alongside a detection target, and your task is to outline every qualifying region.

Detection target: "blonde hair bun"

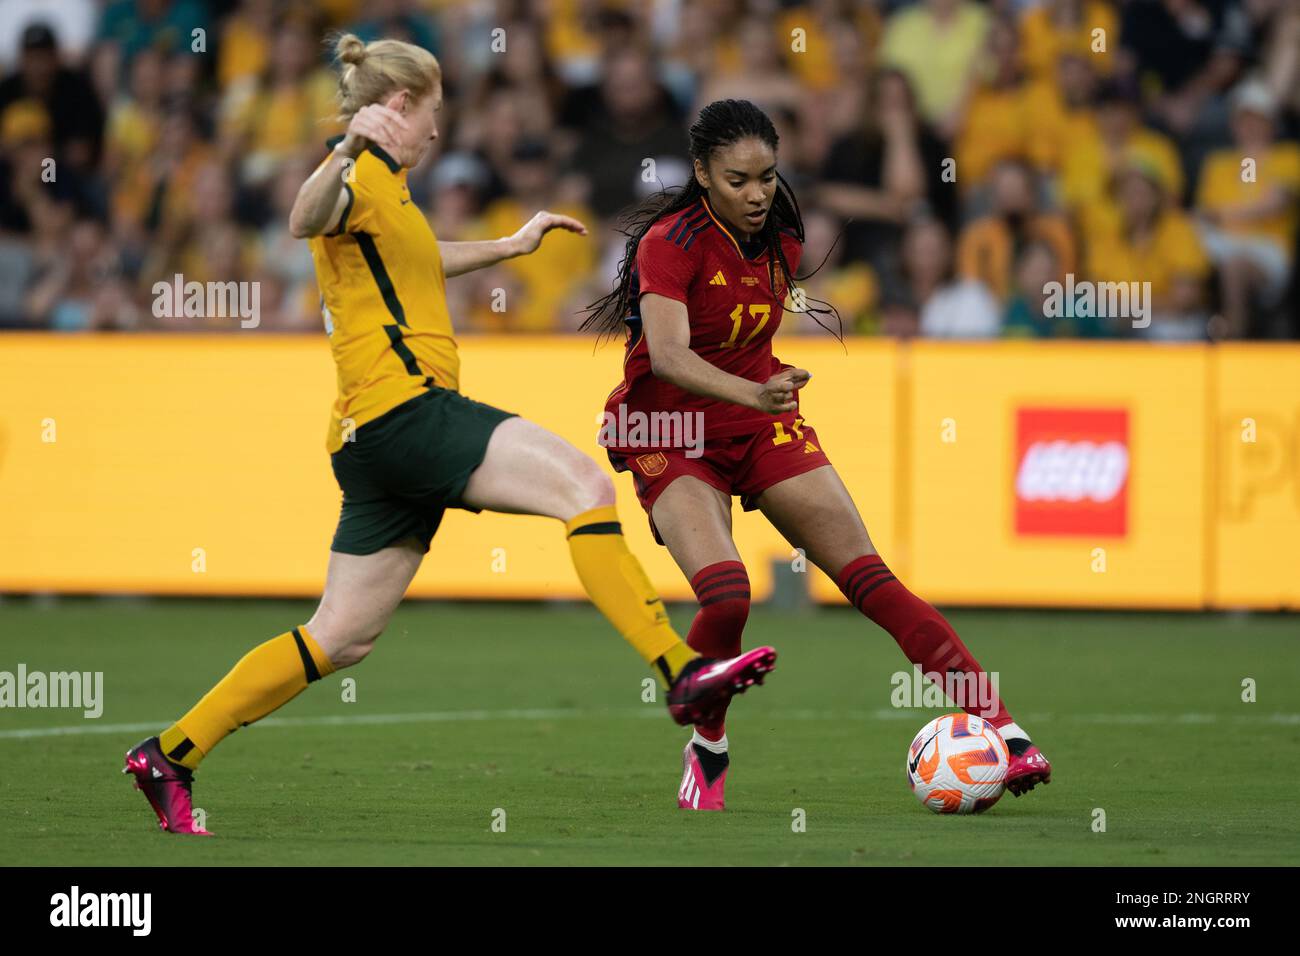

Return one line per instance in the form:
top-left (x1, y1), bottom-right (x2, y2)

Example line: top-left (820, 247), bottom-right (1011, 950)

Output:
top-left (335, 33), bottom-right (366, 66)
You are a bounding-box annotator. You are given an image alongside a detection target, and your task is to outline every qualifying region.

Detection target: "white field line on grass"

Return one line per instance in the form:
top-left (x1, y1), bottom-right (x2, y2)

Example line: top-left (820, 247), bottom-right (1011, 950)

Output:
top-left (1, 708), bottom-right (1299, 740)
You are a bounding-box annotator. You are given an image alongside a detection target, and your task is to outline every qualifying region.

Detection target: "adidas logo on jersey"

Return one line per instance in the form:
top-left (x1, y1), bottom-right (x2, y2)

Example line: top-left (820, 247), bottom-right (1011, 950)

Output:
top-left (709, 270), bottom-right (726, 286)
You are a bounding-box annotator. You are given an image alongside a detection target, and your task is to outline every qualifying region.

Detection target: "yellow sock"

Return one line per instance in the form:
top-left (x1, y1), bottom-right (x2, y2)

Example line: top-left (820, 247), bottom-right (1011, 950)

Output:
top-left (159, 626), bottom-right (336, 769)
top-left (566, 505), bottom-right (698, 688)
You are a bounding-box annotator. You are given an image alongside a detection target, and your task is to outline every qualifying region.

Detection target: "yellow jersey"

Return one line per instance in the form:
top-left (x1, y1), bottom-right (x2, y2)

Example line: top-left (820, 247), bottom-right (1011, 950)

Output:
top-left (308, 138), bottom-right (460, 453)
top-left (1197, 142), bottom-right (1300, 250)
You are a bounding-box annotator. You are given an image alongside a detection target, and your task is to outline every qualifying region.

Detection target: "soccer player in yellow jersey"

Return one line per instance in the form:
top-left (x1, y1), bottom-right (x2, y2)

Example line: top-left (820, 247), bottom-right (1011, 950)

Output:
top-left (123, 34), bottom-right (776, 835)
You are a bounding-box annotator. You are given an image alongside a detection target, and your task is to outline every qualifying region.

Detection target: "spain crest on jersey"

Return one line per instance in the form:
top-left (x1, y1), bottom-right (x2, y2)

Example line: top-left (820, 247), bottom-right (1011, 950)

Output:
top-left (770, 257), bottom-right (787, 300)
top-left (635, 452), bottom-right (669, 477)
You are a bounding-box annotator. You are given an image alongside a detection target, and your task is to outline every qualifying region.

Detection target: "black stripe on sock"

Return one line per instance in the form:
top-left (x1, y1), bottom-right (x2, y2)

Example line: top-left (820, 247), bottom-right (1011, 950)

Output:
top-left (165, 738), bottom-right (195, 762)
top-left (567, 520), bottom-right (622, 538)
top-left (852, 574), bottom-right (897, 608)
top-left (654, 655), bottom-right (673, 685)
top-left (292, 627), bottom-right (322, 683)
top-left (844, 564), bottom-right (892, 602)
top-left (693, 564), bottom-right (748, 591)
top-left (699, 588), bottom-right (751, 607)
top-left (694, 575), bottom-right (750, 600)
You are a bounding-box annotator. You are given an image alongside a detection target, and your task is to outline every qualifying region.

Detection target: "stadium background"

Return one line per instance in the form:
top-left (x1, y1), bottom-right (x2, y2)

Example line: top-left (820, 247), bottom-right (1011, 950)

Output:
top-left (0, 0), bottom-right (1297, 609)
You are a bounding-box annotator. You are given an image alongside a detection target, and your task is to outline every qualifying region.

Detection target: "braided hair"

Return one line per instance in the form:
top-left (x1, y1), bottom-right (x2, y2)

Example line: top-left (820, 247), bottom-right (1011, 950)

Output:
top-left (581, 98), bottom-right (842, 340)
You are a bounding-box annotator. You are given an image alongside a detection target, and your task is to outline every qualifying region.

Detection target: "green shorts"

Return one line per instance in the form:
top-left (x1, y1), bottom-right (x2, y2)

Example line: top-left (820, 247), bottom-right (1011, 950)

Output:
top-left (330, 388), bottom-right (517, 555)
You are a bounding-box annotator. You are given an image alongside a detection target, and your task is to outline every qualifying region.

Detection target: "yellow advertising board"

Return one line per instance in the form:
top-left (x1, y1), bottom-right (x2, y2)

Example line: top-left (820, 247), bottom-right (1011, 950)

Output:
top-left (906, 342), bottom-right (1209, 608)
top-left (0, 335), bottom-right (892, 603)
top-left (1210, 345), bottom-right (1300, 608)
top-left (0, 335), bottom-right (1294, 608)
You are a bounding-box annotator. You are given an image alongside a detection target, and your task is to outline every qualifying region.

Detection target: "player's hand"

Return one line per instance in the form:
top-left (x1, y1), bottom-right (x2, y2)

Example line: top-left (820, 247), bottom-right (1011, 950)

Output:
top-left (509, 211), bottom-right (589, 257)
top-left (337, 104), bottom-right (409, 161)
top-left (754, 367), bottom-right (811, 414)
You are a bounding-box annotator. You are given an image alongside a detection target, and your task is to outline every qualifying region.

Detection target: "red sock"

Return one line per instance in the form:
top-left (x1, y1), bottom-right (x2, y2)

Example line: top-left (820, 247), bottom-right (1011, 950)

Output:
top-left (686, 560), bottom-right (750, 741)
top-left (836, 554), bottom-right (1012, 728)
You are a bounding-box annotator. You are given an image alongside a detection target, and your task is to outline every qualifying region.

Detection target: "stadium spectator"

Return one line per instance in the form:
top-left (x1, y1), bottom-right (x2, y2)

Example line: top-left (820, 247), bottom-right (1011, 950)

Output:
top-left (956, 159), bottom-right (1076, 302)
top-left (0, 23), bottom-right (105, 176)
top-left (562, 45), bottom-right (686, 218)
top-left (97, 0), bottom-right (210, 73)
top-left (469, 137), bottom-right (595, 332)
top-left (426, 151), bottom-right (491, 330)
top-left (1058, 79), bottom-right (1185, 232)
top-left (1019, 0), bottom-right (1119, 83)
top-left (255, 154), bottom-right (320, 331)
top-left (778, 207), bottom-right (876, 336)
top-left (694, 14), bottom-right (804, 118)
top-left (0, 0), bottom-right (98, 69)
top-left (900, 217), bottom-right (1002, 338)
top-left (345, 0), bottom-right (440, 57)
top-left (1118, 0), bottom-right (1243, 173)
top-left (881, 0), bottom-right (989, 137)
top-left (215, 0), bottom-right (274, 92)
top-left (1195, 78), bottom-right (1300, 338)
top-left (954, 15), bottom-right (1033, 194)
top-left (1023, 52), bottom-right (1100, 179)
top-left (0, 0), bottom-right (1294, 340)
top-left (878, 288), bottom-right (921, 339)
top-left (818, 68), bottom-right (951, 280)
top-left (1086, 157), bottom-right (1211, 340)
top-left (24, 217), bottom-right (135, 331)
top-left (220, 13), bottom-right (342, 188)
top-left (1002, 239), bottom-right (1113, 337)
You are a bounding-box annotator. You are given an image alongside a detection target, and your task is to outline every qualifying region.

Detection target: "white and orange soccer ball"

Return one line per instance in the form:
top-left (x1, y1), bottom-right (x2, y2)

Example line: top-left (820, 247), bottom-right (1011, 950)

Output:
top-left (905, 713), bottom-right (1010, 814)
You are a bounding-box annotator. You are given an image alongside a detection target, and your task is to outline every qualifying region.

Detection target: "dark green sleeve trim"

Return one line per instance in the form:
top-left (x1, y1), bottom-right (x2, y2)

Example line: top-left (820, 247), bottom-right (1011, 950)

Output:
top-left (327, 183), bottom-right (355, 237)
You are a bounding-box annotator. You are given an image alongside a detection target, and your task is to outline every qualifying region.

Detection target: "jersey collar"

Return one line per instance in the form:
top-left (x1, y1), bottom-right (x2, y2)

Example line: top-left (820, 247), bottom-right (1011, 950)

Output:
top-left (325, 135), bottom-right (403, 174)
top-left (700, 194), bottom-right (765, 262)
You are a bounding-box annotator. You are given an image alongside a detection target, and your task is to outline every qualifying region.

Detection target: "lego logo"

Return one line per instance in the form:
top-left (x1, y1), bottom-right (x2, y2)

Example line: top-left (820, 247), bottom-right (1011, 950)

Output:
top-left (1014, 407), bottom-right (1129, 537)
top-left (1016, 440), bottom-right (1129, 503)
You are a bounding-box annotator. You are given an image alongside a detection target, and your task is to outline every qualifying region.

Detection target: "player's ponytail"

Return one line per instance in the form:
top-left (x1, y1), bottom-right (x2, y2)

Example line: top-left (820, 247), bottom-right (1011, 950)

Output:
top-left (582, 98), bottom-right (843, 342)
top-left (330, 32), bottom-right (441, 121)
top-left (580, 178), bottom-right (706, 340)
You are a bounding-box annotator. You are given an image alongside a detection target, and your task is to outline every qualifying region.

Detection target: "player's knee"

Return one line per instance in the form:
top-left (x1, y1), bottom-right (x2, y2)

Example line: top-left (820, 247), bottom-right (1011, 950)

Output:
top-left (329, 622), bottom-right (383, 668)
top-left (306, 610), bottom-right (383, 669)
top-left (563, 457), bottom-right (615, 516)
top-left (332, 633), bottom-right (379, 669)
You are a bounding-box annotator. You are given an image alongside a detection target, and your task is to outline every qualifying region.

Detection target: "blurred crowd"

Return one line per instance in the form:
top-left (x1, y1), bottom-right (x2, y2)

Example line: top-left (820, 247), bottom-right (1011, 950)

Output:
top-left (0, 0), bottom-right (1297, 339)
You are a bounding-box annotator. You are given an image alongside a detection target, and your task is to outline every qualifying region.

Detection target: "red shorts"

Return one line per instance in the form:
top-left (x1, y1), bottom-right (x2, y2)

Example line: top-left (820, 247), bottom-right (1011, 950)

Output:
top-left (606, 412), bottom-right (831, 544)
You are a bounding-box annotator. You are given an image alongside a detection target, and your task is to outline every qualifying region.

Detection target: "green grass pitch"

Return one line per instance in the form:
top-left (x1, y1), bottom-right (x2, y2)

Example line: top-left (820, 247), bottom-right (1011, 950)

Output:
top-left (1, 598), bottom-right (1297, 866)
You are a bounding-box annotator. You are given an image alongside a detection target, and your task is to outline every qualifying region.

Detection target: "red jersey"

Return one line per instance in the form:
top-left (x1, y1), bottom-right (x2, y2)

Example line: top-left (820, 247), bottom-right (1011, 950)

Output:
top-left (602, 195), bottom-right (803, 446)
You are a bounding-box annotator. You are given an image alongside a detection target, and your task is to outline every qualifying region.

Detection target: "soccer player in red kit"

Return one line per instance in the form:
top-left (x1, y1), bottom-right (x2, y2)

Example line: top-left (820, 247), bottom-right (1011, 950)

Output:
top-left (584, 99), bottom-right (1051, 810)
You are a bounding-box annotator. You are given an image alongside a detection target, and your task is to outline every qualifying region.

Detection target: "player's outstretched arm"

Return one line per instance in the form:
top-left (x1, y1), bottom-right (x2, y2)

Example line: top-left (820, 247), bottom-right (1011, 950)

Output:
top-left (641, 292), bottom-right (810, 414)
top-left (441, 210), bottom-right (587, 278)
